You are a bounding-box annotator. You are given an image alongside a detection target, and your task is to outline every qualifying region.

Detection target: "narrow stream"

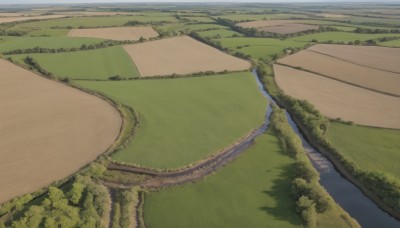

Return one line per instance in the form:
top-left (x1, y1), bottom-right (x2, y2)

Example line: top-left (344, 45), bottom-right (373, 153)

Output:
top-left (252, 70), bottom-right (400, 228)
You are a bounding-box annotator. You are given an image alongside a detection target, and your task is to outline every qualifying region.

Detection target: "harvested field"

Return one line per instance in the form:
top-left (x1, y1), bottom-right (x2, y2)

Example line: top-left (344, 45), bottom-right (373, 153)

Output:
top-left (308, 44), bottom-right (400, 73)
top-left (237, 20), bottom-right (319, 34)
top-left (259, 24), bottom-right (319, 34)
top-left (273, 64), bottom-right (400, 129)
top-left (0, 59), bottom-right (122, 203)
top-left (123, 36), bottom-right (251, 77)
top-left (277, 50), bottom-right (400, 96)
top-left (0, 15), bottom-right (67, 24)
top-left (68, 26), bottom-right (159, 41)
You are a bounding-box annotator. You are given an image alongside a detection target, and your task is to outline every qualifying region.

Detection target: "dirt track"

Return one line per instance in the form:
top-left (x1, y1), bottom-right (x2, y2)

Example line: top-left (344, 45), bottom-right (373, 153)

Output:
top-left (0, 60), bottom-right (122, 203)
top-left (68, 26), bottom-right (159, 41)
top-left (278, 50), bottom-right (400, 96)
top-left (273, 64), bottom-right (400, 129)
top-left (308, 44), bottom-right (400, 74)
top-left (123, 36), bottom-right (251, 77)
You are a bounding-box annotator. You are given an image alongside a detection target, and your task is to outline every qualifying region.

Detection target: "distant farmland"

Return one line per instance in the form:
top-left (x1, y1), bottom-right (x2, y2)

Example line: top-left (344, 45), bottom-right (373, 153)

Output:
top-left (123, 36), bottom-right (251, 77)
top-left (68, 26), bottom-right (159, 41)
top-left (308, 44), bottom-right (400, 73)
top-left (0, 14), bottom-right (67, 24)
top-left (277, 50), bottom-right (400, 96)
top-left (273, 64), bottom-right (400, 129)
top-left (237, 20), bottom-right (319, 34)
top-left (0, 59), bottom-right (121, 203)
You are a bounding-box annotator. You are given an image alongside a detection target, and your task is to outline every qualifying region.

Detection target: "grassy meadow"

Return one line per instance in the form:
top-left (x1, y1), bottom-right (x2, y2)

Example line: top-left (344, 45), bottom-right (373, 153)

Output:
top-left (327, 122), bottom-right (400, 178)
top-left (77, 72), bottom-right (267, 169)
top-left (217, 37), bottom-right (307, 59)
top-left (287, 31), bottom-right (400, 43)
top-left (196, 28), bottom-right (243, 38)
top-left (144, 132), bottom-right (302, 228)
top-left (11, 46), bottom-right (139, 80)
top-left (0, 36), bottom-right (104, 53)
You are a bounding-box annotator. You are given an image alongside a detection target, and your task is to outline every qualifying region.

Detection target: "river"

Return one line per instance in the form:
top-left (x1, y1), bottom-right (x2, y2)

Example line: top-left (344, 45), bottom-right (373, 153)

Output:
top-left (252, 70), bottom-right (400, 228)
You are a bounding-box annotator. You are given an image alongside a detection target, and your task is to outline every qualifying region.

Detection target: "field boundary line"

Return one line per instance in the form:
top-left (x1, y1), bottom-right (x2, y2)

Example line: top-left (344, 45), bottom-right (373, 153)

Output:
top-left (307, 49), bottom-right (400, 75)
top-left (275, 62), bottom-right (400, 98)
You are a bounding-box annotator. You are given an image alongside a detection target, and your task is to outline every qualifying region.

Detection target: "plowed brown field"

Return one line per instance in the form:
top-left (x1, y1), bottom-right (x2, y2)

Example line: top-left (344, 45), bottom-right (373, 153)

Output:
top-left (308, 44), bottom-right (400, 73)
top-left (0, 60), bottom-right (122, 203)
top-left (123, 36), bottom-right (251, 77)
top-left (277, 50), bottom-right (400, 96)
top-left (273, 64), bottom-right (400, 129)
top-left (68, 26), bottom-right (159, 41)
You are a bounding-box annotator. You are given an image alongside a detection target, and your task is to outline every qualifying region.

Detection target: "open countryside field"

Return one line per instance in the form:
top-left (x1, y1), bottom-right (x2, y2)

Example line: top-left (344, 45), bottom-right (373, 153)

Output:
top-left (217, 37), bottom-right (307, 59)
top-left (218, 13), bottom-right (310, 22)
top-left (288, 31), bottom-right (400, 43)
top-left (196, 28), bottom-right (243, 38)
top-left (67, 26), bottom-right (159, 41)
top-left (237, 20), bottom-right (319, 34)
top-left (379, 39), bottom-right (400, 47)
top-left (327, 122), bottom-right (400, 178)
top-left (0, 36), bottom-right (105, 53)
top-left (0, 59), bottom-right (121, 203)
top-left (123, 36), bottom-right (251, 77)
top-left (144, 132), bottom-right (356, 228)
top-left (0, 14), bottom-right (67, 24)
top-left (277, 50), bottom-right (400, 96)
top-left (77, 72), bottom-right (267, 169)
top-left (259, 24), bottom-right (319, 34)
top-left (273, 64), bottom-right (400, 129)
top-left (11, 46), bottom-right (139, 80)
top-left (144, 133), bottom-right (302, 228)
top-left (308, 44), bottom-right (400, 73)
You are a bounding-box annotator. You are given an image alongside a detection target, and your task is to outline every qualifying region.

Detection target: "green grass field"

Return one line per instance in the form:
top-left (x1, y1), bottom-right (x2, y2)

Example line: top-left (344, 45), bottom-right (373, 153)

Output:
top-left (217, 13), bottom-right (309, 22)
top-left (217, 37), bottom-right (307, 59)
top-left (11, 15), bottom-right (177, 29)
top-left (181, 16), bottom-right (215, 23)
top-left (11, 46), bottom-right (139, 80)
top-left (197, 28), bottom-right (243, 38)
top-left (27, 28), bottom-right (70, 36)
top-left (144, 132), bottom-right (302, 228)
top-left (379, 38), bottom-right (400, 47)
top-left (77, 72), bottom-right (267, 169)
top-left (157, 23), bottom-right (228, 33)
top-left (288, 31), bottom-right (400, 43)
top-left (0, 36), bottom-right (104, 53)
top-left (327, 122), bottom-right (400, 178)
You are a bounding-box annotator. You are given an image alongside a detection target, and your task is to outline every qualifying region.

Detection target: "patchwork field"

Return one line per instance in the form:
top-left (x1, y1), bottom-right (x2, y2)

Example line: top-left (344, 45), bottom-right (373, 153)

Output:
top-left (237, 20), bottom-right (319, 34)
top-left (0, 59), bottom-right (121, 203)
top-left (258, 24), bottom-right (319, 35)
top-left (144, 133), bottom-right (302, 228)
top-left (217, 37), bottom-right (307, 60)
top-left (123, 36), bottom-right (251, 77)
top-left (77, 72), bottom-right (267, 169)
top-left (67, 26), bottom-right (159, 41)
top-left (0, 14), bottom-right (67, 24)
top-left (288, 32), bottom-right (400, 43)
top-left (277, 50), bottom-right (400, 96)
top-left (308, 44), bottom-right (400, 73)
top-left (327, 122), bottom-right (400, 179)
top-left (11, 46), bottom-right (140, 80)
top-left (273, 64), bottom-right (400, 129)
top-left (0, 36), bottom-right (105, 53)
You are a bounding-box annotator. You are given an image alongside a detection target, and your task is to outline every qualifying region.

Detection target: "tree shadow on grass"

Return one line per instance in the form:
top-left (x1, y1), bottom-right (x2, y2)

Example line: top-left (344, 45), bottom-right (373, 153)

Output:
top-left (259, 163), bottom-right (303, 226)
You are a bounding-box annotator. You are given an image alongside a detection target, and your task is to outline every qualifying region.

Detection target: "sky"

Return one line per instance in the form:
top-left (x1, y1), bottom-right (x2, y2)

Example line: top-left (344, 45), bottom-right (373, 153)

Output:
top-left (1, 0), bottom-right (399, 4)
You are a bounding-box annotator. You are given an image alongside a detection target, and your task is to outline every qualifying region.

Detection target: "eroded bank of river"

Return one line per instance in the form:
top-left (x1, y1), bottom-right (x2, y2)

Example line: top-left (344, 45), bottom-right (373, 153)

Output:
top-left (252, 70), bottom-right (399, 228)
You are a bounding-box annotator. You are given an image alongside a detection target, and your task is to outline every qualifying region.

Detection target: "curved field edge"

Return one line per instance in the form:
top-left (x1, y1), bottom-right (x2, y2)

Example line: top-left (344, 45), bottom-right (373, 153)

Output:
top-left (257, 63), bottom-right (400, 219)
top-left (76, 72), bottom-right (268, 169)
top-left (143, 130), bottom-right (358, 228)
top-left (0, 59), bottom-right (123, 204)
